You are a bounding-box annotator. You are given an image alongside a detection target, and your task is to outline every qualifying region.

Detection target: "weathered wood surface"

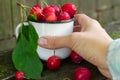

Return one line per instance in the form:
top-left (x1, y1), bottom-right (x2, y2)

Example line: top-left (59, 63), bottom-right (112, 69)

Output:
top-left (0, 51), bottom-right (107, 80)
top-left (0, 0), bottom-right (13, 39)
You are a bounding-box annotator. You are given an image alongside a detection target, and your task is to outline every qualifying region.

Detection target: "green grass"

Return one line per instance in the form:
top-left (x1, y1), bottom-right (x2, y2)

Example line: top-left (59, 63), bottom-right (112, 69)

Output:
top-left (0, 65), bottom-right (15, 79)
top-left (110, 31), bottom-right (120, 39)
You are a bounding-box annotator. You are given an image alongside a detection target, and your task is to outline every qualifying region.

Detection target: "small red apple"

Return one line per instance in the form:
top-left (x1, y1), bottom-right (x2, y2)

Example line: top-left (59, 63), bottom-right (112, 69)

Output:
top-left (42, 6), bottom-right (57, 22)
top-left (61, 3), bottom-right (77, 17)
top-left (70, 51), bottom-right (83, 64)
top-left (50, 5), bottom-right (60, 15)
top-left (47, 56), bottom-right (61, 71)
top-left (57, 11), bottom-right (70, 21)
top-left (42, 12), bottom-right (57, 22)
top-left (43, 6), bottom-right (56, 14)
top-left (74, 67), bottom-right (92, 80)
top-left (15, 71), bottom-right (25, 80)
top-left (30, 4), bottom-right (43, 21)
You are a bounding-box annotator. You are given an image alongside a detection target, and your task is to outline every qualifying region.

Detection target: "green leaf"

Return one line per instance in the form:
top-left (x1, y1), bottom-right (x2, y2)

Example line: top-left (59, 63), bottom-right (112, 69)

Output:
top-left (27, 14), bottom-right (37, 21)
top-left (21, 23), bottom-right (29, 40)
top-left (22, 22), bottom-right (39, 50)
top-left (12, 22), bottom-right (42, 79)
top-left (12, 33), bottom-right (43, 79)
top-left (28, 22), bottom-right (39, 49)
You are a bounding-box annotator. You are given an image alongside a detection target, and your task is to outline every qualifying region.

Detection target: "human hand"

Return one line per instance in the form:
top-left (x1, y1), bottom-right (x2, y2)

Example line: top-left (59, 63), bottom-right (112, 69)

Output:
top-left (38, 14), bottom-right (113, 79)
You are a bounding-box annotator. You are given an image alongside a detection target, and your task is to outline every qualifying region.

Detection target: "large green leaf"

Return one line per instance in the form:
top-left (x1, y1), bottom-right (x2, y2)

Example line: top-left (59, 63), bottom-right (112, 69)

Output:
top-left (21, 23), bottom-right (29, 40)
top-left (12, 22), bottom-right (42, 79)
top-left (22, 22), bottom-right (39, 50)
top-left (12, 33), bottom-right (43, 79)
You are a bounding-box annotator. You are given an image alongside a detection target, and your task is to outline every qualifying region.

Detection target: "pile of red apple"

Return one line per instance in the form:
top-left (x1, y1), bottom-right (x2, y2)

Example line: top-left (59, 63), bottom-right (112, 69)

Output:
top-left (29, 3), bottom-right (77, 22)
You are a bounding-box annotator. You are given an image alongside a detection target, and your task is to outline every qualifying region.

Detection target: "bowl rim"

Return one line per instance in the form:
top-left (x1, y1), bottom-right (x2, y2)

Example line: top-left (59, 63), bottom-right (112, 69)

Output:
top-left (28, 18), bottom-right (74, 24)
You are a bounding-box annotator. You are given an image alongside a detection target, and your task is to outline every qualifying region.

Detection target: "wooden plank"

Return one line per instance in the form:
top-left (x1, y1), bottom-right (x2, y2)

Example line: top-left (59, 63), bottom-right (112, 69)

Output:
top-left (0, 37), bottom-right (16, 52)
top-left (11, 0), bottom-right (21, 36)
top-left (74, 0), bottom-right (97, 19)
top-left (112, 0), bottom-right (120, 6)
top-left (59, 0), bottom-right (74, 4)
top-left (114, 6), bottom-right (120, 20)
top-left (96, 0), bottom-right (112, 10)
top-left (98, 9), bottom-right (113, 24)
top-left (0, 0), bottom-right (12, 39)
top-left (39, 0), bottom-right (58, 5)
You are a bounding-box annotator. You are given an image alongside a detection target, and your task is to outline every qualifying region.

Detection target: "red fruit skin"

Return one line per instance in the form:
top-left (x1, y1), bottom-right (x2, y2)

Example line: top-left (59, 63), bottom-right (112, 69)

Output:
top-left (57, 11), bottom-right (70, 21)
top-left (70, 51), bottom-right (83, 64)
top-left (42, 12), bottom-right (57, 22)
top-left (50, 5), bottom-right (60, 15)
top-left (42, 6), bottom-right (57, 22)
top-left (15, 71), bottom-right (25, 80)
top-left (74, 67), bottom-right (91, 80)
top-left (30, 4), bottom-right (43, 21)
top-left (61, 3), bottom-right (77, 17)
top-left (47, 56), bottom-right (61, 71)
top-left (43, 6), bottom-right (56, 14)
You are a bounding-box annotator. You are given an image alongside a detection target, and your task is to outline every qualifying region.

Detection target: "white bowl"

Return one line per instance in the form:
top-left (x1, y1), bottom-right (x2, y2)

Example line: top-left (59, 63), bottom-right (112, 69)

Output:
top-left (15, 19), bottom-right (74, 61)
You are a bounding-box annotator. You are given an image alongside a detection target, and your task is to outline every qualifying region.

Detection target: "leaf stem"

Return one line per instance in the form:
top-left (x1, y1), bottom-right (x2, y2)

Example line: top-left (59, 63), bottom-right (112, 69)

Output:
top-left (41, 1), bottom-right (48, 6)
top-left (54, 50), bottom-right (55, 56)
top-left (17, 2), bottom-right (31, 9)
top-left (17, 2), bottom-right (31, 23)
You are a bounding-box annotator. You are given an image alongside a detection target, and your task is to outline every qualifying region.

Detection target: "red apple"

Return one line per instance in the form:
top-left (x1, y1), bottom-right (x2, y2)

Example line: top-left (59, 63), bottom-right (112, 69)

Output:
top-left (42, 6), bottom-right (57, 22)
top-left (42, 12), bottom-right (57, 22)
top-left (15, 71), bottom-right (25, 80)
top-left (57, 11), bottom-right (70, 21)
top-left (70, 51), bottom-right (83, 64)
top-left (43, 6), bottom-right (56, 14)
top-left (74, 67), bottom-right (92, 80)
top-left (30, 4), bottom-right (43, 21)
top-left (50, 5), bottom-right (60, 15)
top-left (61, 3), bottom-right (77, 17)
top-left (47, 56), bottom-right (61, 71)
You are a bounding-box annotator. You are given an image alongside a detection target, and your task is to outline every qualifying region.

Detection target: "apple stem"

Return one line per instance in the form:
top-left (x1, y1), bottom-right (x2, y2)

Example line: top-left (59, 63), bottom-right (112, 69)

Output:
top-left (17, 2), bottom-right (31, 23)
top-left (41, 1), bottom-right (48, 6)
top-left (20, 7), bottom-right (24, 23)
top-left (58, 4), bottom-right (62, 13)
top-left (17, 2), bottom-right (27, 23)
top-left (16, 2), bottom-right (31, 9)
top-left (54, 50), bottom-right (55, 56)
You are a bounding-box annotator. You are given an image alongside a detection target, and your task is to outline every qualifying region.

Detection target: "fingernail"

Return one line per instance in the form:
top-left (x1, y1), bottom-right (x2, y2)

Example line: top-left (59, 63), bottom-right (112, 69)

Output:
top-left (38, 38), bottom-right (47, 46)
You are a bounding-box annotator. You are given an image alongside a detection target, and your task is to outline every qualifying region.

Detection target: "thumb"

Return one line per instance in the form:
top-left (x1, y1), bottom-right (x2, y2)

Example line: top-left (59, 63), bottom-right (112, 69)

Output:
top-left (38, 35), bottom-right (73, 49)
